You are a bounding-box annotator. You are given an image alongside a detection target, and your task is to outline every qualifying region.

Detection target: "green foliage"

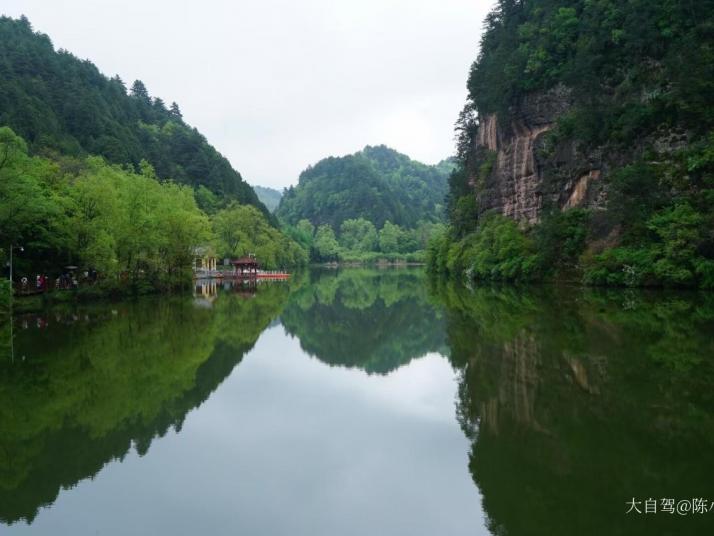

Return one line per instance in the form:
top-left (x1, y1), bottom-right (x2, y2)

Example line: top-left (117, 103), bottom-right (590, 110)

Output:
top-left (462, 215), bottom-right (541, 281)
top-left (64, 158), bottom-right (212, 287)
top-left (377, 221), bottom-right (403, 254)
top-left (533, 208), bottom-right (590, 276)
top-left (284, 216), bottom-right (432, 264)
top-left (0, 127), bottom-right (305, 294)
top-left (468, 1), bottom-right (714, 142)
top-left (426, 226), bottom-right (451, 275)
top-left (312, 225), bottom-right (339, 262)
top-left (446, 165), bottom-right (477, 236)
top-left (283, 219), bottom-right (315, 252)
top-left (0, 127), bottom-right (66, 266)
top-left (438, 1), bottom-right (714, 288)
top-left (584, 203), bottom-right (713, 288)
top-left (606, 162), bottom-right (669, 240)
top-left (0, 16), bottom-right (269, 217)
top-left (428, 214), bottom-right (541, 282)
top-left (583, 135), bottom-right (714, 287)
top-left (277, 145), bottom-right (449, 230)
top-left (212, 204), bottom-right (307, 269)
top-left (451, 195), bottom-right (479, 237)
top-left (194, 185), bottom-right (220, 215)
top-left (339, 218), bottom-right (378, 252)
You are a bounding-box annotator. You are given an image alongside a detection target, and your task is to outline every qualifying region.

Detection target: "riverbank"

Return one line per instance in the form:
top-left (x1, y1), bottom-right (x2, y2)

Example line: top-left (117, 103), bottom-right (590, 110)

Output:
top-left (6, 281), bottom-right (193, 315)
top-left (318, 260), bottom-right (425, 269)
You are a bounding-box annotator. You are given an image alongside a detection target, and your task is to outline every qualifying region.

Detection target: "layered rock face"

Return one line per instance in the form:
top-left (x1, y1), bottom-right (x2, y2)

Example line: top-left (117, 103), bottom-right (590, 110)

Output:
top-left (473, 85), bottom-right (606, 225)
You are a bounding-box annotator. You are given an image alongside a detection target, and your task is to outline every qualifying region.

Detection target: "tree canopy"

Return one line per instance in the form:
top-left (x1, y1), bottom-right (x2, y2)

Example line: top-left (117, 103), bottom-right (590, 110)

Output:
top-left (0, 16), bottom-right (270, 217)
top-left (0, 127), bottom-right (305, 291)
top-left (277, 145), bottom-right (452, 230)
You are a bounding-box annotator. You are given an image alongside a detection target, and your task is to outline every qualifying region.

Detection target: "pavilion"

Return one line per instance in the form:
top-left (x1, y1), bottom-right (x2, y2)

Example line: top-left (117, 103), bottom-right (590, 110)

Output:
top-left (231, 256), bottom-right (260, 278)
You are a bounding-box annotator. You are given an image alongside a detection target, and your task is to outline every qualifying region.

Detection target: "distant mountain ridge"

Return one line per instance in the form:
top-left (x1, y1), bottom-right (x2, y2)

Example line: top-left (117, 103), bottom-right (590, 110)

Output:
top-left (277, 145), bottom-right (453, 230)
top-left (252, 185), bottom-right (283, 212)
top-left (0, 15), bottom-right (269, 216)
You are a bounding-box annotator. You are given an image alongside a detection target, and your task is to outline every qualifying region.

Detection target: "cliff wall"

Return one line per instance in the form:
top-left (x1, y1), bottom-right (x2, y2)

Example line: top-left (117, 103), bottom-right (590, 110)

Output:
top-left (472, 85), bottom-right (606, 225)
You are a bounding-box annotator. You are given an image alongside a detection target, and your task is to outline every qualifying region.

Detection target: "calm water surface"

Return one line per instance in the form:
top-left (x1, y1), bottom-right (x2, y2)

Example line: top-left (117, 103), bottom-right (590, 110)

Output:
top-left (1, 269), bottom-right (712, 535)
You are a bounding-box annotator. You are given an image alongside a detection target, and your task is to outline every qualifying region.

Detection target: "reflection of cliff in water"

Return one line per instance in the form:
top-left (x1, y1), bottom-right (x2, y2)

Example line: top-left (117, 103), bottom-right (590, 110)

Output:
top-left (435, 283), bottom-right (714, 536)
top-left (0, 284), bottom-right (290, 525)
top-left (280, 268), bottom-right (447, 374)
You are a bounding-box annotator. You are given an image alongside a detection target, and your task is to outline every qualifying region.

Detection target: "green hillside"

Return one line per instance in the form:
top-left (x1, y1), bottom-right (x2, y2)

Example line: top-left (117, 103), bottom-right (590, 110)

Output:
top-left (277, 145), bottom-right (452, 230)
top-left (0, 16), bottom-right (268, 216)
top-left (0, 16), bottom-right (306, 296)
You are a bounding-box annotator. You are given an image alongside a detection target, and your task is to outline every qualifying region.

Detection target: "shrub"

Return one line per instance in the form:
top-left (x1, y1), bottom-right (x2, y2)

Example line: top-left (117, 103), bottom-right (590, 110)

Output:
top-left (429, 214), bottom-right (541, 282)
top-left (534, 208), bottom-right (590, 276)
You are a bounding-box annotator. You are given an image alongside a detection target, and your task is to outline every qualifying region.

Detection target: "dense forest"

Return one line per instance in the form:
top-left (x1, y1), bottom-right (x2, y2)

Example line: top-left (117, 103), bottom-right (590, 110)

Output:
top-left (278, 145), bottom-right (452, 262)
top-left (430, 0), bottom-right (714, 288)
top-left (0, 16), bottom-right (269, 216)
top-left (0, 16), bottom-right (308, 300)
top-left (279, 145), bottom-right (450, 229)
top-left (0, 126), bottom-right (305, 297)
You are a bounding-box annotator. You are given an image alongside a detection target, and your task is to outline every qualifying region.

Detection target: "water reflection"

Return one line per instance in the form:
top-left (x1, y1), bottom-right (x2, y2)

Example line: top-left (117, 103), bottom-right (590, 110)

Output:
top-left (1, 271), bottom-right (712, 535)
top-left (433, 282), bottom-right (714, 536)
top-left (0, 283), bottom-right (291, 525)
top-left (281, 268), bottom-right (446, 373)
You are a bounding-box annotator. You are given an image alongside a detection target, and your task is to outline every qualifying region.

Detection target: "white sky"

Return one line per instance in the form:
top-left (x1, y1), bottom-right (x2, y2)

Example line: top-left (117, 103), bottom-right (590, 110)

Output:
top-left (1, 0), bottom-right (494, 189)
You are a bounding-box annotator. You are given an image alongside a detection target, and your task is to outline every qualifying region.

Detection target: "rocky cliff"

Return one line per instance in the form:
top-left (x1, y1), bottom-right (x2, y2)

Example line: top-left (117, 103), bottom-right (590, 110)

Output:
top-left (434, 0), bottom-right (712, 286)
top-left (471, 85), bottom-right (607, 225)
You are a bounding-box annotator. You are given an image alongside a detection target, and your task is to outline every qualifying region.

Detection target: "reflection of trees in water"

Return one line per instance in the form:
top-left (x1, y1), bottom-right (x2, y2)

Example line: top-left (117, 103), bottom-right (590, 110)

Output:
top-left (0, 284), bottom-right (290, 525)
top-left (435, 282), bottom-right (714, 536)
top-left (280, 268), bottom-right (447, 374)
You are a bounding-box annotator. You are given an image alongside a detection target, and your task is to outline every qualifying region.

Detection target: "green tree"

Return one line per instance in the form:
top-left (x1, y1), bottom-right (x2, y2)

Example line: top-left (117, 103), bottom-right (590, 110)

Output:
top-left (313, 224), bottom-right (339, 261)
top-left (378, 221), bottom-right (404, 254)
top-left (130, 79), bottom-right (150, 103)
top-left (213, 204), bottom-right (306, 269)
top-left (339, 218), bottom-right (378, 252)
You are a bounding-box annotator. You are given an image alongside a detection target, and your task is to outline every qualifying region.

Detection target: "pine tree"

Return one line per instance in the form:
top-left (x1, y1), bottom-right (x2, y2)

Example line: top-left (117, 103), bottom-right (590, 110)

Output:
top-left (169, 102), bottom-right (183, 120)
top-left (130, 80), bottom-right (150, 103)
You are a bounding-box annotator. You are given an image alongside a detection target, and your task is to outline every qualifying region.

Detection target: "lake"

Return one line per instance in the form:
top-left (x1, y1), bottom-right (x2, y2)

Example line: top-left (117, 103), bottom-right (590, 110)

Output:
top-left (1, 268), bottom-right (712, 535)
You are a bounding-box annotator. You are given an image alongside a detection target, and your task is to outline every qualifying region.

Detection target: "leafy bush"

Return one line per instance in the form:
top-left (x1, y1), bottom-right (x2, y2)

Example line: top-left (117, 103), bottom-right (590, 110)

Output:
top-left (533, 208), bottom-right (590, 276)
top-left (426, 227), bottom-right (451, 274)
top-left (428, 214), bottom-right (541, 282)
top-left (583, 246), bottom-right (659, 287)
top-left (584, 203), bottom-right (713, 288)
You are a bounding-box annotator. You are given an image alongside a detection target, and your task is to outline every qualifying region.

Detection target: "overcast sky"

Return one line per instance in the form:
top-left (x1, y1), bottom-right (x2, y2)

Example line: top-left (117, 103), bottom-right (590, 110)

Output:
top-left (2, 0), bottom-right (493, 189)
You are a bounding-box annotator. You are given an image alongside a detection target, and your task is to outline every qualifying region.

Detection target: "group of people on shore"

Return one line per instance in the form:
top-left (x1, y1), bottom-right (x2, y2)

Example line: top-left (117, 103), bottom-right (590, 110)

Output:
top-left (16, 270), bottom-right (97, 293)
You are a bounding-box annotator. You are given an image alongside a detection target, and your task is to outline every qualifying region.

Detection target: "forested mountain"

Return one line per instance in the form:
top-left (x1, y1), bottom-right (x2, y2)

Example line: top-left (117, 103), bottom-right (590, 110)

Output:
top-left (0, 16), bottom-right (267, 215)
top-left (431, 0), bottom-right (714, 288)
top-left (277, 145), bottom-right (452, 230)
top-left (252, 185), bottom-right (282, 212)
top-left (0, 16), bottom-right (305, 292)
